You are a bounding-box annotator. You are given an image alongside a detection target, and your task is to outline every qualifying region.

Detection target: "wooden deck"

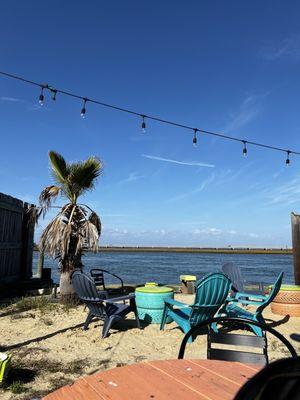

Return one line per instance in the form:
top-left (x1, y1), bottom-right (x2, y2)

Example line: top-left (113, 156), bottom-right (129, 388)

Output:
top-left (43, 359), bottom-right (260, 400)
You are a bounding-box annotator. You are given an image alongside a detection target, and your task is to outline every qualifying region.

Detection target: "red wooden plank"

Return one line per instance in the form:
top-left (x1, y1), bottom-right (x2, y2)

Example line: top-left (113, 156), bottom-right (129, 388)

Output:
top-left (190, 359), bottom-right (260, 386)
top-left (43, 359), bottom-right (259, 400)
top-left (148, 360), bottom-right (250, 399)
top-left (43, 377), bottom-right (106, 400)
top-left (84, 361), bottom-right (210, 400)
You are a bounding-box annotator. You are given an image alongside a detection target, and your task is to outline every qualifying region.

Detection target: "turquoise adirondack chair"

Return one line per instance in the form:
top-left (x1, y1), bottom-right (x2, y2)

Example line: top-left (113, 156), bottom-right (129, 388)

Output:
top-left (160, 272), bottom-right (232, 342)
top-left (217, 272), bottom-right (284, 337)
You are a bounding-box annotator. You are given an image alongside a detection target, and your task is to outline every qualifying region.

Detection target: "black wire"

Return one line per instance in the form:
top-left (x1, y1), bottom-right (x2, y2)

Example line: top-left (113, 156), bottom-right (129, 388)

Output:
top-left (0, 70), bottom-right (299, 156)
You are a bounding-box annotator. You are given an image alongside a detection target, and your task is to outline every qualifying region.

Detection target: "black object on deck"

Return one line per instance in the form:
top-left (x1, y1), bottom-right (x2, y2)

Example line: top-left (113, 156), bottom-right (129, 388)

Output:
top-left (178, 316), bottom-right (297, 364)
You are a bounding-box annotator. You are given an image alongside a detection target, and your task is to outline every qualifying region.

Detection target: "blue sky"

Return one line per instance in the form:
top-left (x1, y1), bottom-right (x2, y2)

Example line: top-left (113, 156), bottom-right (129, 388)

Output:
top-left (1, 1), bottom-right (300, 247)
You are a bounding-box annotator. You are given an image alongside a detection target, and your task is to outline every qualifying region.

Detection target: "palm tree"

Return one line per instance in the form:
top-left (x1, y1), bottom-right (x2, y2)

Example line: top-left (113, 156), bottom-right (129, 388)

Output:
top-left (36, 151), bottom-right (102, 303)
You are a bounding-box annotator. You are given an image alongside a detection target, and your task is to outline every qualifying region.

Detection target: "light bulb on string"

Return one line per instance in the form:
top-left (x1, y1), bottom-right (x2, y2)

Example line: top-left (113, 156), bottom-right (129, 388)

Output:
top-left (51, 89), bottom-right (57, 101)
top-left (286, 151), bottom-right (291, 166)
top-left (242, 141), bottom-right (247, 157)
top-left (141, 115), bottom-right (146, 133)
top-left (193, 129), bottom-right (198, 147)
top-left (81, 98), bottom-right (87, 118)
top-left (39, 86), bottom-right (45, 106)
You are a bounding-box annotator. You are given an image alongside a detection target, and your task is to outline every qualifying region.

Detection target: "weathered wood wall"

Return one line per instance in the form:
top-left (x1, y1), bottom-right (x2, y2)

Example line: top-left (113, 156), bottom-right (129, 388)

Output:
top-left (291, 212), bottom-right (300, 285)
top-left (0, 193), bottom-right (35, 282)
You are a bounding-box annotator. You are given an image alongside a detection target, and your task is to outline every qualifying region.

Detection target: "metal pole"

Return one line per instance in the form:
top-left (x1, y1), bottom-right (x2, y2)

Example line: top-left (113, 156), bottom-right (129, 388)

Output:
top-left (36, 251), bottom-right (44, 279)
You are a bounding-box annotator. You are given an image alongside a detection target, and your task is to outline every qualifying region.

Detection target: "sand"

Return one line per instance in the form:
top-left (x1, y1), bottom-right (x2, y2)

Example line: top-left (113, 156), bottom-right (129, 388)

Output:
top-left (0, 294), bottom-right (299, 400)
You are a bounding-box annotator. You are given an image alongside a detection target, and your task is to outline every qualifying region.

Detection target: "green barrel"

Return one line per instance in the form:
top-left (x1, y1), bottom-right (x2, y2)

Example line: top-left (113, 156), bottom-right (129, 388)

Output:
top-left (135, 285), bottom-right (174, 324)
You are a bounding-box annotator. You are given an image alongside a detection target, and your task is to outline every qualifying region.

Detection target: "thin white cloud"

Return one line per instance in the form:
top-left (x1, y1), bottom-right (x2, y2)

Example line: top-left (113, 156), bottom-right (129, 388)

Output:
top-left (266, 178), bottom-right (300, 206)
top-left (262, 34), bottom-right (300, 61)
top-left (214, 162), bottom-right (255, 187)
top-left (142, 154), bottom-right (215, 168)
top-left (0, 96), bottom-right (49, 112)
top-left (119, 172), bottom-right (144, 184)
top-left (224, 95), bottom-right (262, 133)
top-left (193, 227), bottom-right (222, 236)
top-left (0, 96), bottom-right (24, 103)
top-left (227, 230), bottom-right (237, 235)
top-left (248, 233), bottom-right (259, 238)
top-left (168, 173), bottom-right (215, 202)
top-left (104, 227), bottom-right (128, 235)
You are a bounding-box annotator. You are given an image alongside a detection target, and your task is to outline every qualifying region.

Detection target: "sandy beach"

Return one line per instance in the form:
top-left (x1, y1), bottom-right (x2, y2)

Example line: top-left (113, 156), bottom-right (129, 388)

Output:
top-left (0, 293), bottom-right (299, 399)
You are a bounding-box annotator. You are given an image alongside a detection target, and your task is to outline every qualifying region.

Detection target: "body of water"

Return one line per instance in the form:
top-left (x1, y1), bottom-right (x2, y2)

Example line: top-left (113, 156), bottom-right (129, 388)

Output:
top-left (32, 251), bottom-right (294, 286)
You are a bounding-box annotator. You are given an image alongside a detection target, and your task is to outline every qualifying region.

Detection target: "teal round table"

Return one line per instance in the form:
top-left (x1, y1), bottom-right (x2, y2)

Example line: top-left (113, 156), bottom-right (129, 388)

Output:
top-left (135, 285), bottom-right (174, 324)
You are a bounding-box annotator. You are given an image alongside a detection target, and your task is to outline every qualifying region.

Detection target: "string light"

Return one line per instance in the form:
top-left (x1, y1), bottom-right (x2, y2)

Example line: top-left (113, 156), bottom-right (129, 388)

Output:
top-left (0, 70), bottom-right (299, 166)
top-left (51, 89), bottom-right (57, 101)
top-left (141, 115), bottom-right (146, 133)
top-left (242, 141), bottom-right (247, 157)
top-left (38, 86), bottom-right (44, 106)
top-left (193, 129), bottom-right (198, 147)
top-left (286, 151), bottom-right (291, 166)
top-left (80, 98), bottom-right (87, 118)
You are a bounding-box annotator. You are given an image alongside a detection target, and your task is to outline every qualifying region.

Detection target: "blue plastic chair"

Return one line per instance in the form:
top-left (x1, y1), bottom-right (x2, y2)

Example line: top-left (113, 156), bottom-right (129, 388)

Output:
top-left (160, 272), bottom-right (231, 342)
top-left (222, 262), bottom-right (266, 299)
top-left (217, 272), bottom-right (284, 337)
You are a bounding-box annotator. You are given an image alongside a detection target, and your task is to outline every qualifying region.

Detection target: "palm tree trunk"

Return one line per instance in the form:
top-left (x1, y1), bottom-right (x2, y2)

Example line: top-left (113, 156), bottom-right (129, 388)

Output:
top-left (59, 239), bottom-right (82, 304)
top-left (59, 271), bottom-right (77, 304)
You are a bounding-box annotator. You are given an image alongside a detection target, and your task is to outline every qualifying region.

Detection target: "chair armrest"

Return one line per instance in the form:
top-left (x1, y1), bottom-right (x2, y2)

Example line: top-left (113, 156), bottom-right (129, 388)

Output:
top-left (104, 293), bottom-right (135, 303)
top-left (104, 271), bottom-right (124, 287)
top-left (164, 298), bottom-right (190, 308)
top-left (91, 268), bottom-right (124, 287)
top-left (226, 296), bottom-right (265, 307)
top-left (244, 280), bottom-right (265, 290)
top-left (236, 299), bottom-right (266, 306)
top-left (97, 290), bottom-right (108, 299)
top-left (234, 292), bottom-right (266, 301)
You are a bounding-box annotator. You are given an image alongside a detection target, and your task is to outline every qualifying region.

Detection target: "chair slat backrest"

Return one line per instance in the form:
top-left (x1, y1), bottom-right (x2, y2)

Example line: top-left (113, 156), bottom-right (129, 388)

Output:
top-left (256, 272), bottom-right (284, 315)
top-left (210, 331), bottom-right (266, 347)
top-left (209, 348), bottom-right (266, 365)
top-left (208, 328), bottom-right (267, 365)
top-left (178, 317), bottom-right (297, 361)
top-left (72, 270), bottom-right (100, 300)
top-left (72, 270), bottom-right (107, 318)
top-left (190, 272), bottom-right (231, 326)
top-left (222, 263), bottom-right (244, 292)
top-left (90, 269), bottom-right (105, 289)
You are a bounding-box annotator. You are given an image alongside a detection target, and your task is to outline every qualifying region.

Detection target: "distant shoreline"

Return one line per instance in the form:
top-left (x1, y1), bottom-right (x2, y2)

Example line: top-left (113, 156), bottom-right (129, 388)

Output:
top-left (98, 246), bottom-right (292, 255)
top-left (33, 246), bottom-right (292, 255)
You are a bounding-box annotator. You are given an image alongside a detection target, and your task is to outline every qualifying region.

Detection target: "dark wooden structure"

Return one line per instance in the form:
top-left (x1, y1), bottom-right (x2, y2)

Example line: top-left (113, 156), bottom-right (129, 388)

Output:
top-left (0, 192), bottom-right (34, 282)
top-left (291, 212), bottom-right (300, 285)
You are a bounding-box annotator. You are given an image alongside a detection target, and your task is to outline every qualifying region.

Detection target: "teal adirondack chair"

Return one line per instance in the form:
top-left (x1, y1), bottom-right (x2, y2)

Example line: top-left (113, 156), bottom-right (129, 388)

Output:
top-left (217, 272), bottom-right (284, 337)
top-left (160, 272), bottom-right (232, 342)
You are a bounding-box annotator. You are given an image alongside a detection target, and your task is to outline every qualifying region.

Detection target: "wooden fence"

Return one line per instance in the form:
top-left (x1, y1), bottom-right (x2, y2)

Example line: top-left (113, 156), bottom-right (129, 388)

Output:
top-left (291, 212), bottom-right (300, 285)
top-left (0, 193), bottom-right (35, 282)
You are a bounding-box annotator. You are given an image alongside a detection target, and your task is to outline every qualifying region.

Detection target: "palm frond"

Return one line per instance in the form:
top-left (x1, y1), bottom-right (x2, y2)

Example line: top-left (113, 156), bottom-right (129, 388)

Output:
top-left (49, 151), bottom-right (68, 185)
top-left (66, 157), bottom-right (103, 200)
top-left (77, 220), bottom-right (99, 254)
top-left (40, 204), bottom-right (100, 262)
top-left (39, 213), bottom-right (72, 259)
top-left (39, 185), bottom-right (61, 216)
top-left (26, 205), bottom-right (43, 225)
top-left (88, 211), bottom-right (102, 235)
